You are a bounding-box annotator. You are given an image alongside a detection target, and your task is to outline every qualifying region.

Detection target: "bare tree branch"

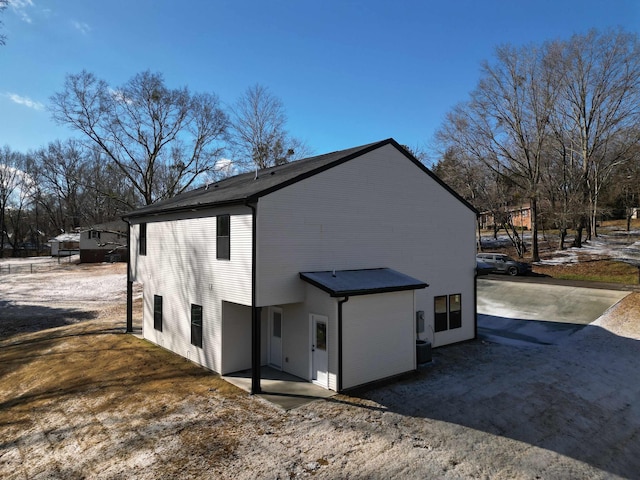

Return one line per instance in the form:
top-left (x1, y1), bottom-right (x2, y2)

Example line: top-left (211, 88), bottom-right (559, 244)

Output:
top-left (50, 71), bottom-right (228, 206)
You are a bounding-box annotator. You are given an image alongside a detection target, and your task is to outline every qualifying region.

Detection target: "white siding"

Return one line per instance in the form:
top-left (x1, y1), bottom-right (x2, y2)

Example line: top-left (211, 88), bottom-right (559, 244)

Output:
top-left (256, 143), bottom-right (476, 347)
top-left (129, 206), bottom-right (252, 373)
top-left (341, 291), bottom-right (415, 390)
top-left (221, 301), bottom-right (252, 374)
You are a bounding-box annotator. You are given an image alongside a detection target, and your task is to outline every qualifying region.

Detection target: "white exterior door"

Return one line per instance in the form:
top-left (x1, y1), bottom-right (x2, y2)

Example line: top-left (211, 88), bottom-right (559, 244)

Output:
top-left (269, 307), bottom-right (283, 369)
top-left (311, 314), bottom-right (329, 388)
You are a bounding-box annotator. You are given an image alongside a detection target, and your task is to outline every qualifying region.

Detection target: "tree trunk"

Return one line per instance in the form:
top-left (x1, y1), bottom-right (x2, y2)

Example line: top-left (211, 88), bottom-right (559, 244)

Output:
top-left (530, 197), bottom-right (540, 262)
top-left (0, 202), bottom-right (5, 259)
top-left (503, 221), bottom-right (525, 258)
top-left (574, 222), bottom-right (584, 248)
top-left (559, 228), bottom-right (567, 250)
top-left (477, 218), bottom-right (483, 252)
top-left (591, 196), bottom-right (599, 239)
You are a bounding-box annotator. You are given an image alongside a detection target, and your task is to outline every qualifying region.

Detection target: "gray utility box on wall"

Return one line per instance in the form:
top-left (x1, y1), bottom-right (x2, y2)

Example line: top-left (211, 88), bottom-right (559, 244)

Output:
top-left (416, 340), bottom-right (432, 364)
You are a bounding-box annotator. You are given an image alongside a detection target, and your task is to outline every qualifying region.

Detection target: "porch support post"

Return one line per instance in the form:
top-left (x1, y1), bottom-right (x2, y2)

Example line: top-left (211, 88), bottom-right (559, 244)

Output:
top-left (126, 220), bottom-right (133, 333)
top-left (251, 306), bottom-right (262, 394)
top-left (247, 200), bottom-right (262, 395)
top-left (337, 296), bottom-right (349, 393)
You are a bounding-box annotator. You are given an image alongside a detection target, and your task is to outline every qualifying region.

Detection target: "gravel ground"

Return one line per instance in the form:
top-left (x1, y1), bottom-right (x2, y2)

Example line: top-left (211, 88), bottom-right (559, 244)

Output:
top-left (0, 263), bottom-right (639, 479)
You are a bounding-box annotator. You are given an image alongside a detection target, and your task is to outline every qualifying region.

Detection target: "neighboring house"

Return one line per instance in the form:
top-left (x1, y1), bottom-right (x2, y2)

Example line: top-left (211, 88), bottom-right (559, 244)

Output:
top-left (480, 203), bottom-right (532, 230)
top-left (509, 203), bottom-right (532, 230)
top-left (80, 220), bottom-right (128, 263)
top-left (123, 139), bottom-right (478, 393)
top-left (49, 232), bottom-right (80, 257)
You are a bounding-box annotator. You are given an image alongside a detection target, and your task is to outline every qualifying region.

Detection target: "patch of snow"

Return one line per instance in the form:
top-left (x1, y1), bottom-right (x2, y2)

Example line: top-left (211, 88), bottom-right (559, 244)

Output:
top-left (0, 255), bottom-right (79, 265)
top-left (537, 232), bottom-right (640, 265)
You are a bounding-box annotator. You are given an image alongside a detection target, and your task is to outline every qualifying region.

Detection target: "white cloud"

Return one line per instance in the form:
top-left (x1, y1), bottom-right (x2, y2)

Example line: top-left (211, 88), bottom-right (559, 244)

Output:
top-left (109, 88), bottom-right (132, 105)
top-left (5, 92), bottom-right (44, 110)
top-left (72, 20), bottom-right (91, 35)
top-left (10, 0), bottom-right (35, 24)
top-left (214, 158), bottom-right (236, 177)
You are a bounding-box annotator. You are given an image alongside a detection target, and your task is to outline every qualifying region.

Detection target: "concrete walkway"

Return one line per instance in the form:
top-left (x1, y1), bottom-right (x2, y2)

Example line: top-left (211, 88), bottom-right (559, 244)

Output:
top-left (477, 279), bottom-right (629, 346)
top-left (223, 367), bottom-right (335, 410)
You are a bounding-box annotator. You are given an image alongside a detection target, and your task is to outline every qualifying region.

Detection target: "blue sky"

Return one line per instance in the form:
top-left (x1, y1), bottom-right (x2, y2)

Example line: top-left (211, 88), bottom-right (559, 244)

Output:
top-left (1, 0), bottom-right (639, 162)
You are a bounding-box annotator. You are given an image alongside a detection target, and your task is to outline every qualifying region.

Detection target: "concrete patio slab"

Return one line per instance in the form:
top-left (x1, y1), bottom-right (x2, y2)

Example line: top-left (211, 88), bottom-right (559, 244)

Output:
top-left (223, 367), bottom-right (335, 410)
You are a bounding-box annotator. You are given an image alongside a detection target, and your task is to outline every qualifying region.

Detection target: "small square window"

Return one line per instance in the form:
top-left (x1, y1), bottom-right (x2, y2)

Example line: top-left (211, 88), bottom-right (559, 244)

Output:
top-left (191, 304), bottom-right (203, 348)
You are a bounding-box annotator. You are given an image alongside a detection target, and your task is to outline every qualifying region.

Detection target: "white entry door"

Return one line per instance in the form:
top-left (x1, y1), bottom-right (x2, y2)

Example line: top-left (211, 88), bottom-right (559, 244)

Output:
top-left (269, 307), bottom-right (283, 369)
top-left (311, 315), bottom-right (329, 388)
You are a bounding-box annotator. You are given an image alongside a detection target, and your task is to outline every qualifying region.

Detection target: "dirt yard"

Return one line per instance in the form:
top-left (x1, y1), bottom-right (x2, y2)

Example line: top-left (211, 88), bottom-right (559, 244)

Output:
top-left (1, 262), bottom-right (639, 479)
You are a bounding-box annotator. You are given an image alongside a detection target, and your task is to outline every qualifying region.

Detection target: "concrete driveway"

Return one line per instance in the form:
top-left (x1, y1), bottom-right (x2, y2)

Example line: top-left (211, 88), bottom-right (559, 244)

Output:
top-left (477, 278), bottom-right (629, 345)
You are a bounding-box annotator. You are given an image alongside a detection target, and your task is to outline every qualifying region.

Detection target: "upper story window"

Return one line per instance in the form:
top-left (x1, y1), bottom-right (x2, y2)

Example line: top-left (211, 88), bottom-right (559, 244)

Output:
top-left (216, 215), bottom-right (230, 260)
top-left (90, 230), bottom-right (101, 240)
top-left (139, 223), bottom-right (147, 256)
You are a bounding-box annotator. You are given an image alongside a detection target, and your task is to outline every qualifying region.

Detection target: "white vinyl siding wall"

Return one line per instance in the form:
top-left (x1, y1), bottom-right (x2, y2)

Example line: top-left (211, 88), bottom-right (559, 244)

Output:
top-left (221, 301), bottom-right (252, 374)
top-left (256, 144), bottom-right (476, 347)
top-left (129, 207), bottom-right (252, 373)
top-left (341, 291), bottom-right (415, 390)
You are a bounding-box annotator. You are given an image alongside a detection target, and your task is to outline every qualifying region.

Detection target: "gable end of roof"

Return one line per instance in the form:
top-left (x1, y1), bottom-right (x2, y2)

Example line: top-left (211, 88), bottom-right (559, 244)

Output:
top-left (123, 137), bottom-right (478, 219)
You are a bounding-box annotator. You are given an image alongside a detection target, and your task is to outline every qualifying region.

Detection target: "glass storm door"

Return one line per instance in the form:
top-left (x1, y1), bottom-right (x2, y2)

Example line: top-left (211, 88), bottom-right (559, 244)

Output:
top-left (311, 315), bottom-right (328, 387)
top-left (269, 308), bottom-right (283, 369)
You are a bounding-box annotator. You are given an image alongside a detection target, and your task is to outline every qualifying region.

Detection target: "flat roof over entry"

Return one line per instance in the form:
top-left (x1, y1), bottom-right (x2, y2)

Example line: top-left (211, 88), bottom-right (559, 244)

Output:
top-left (299, 268), bottom-right (428, 297)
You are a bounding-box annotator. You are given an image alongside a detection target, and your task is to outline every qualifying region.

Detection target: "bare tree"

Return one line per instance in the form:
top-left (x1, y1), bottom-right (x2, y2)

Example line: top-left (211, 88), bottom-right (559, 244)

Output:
top-left (0, 148), bottom-right (36, 256)
top-left (611, 140), bottom-right (640, 232)
top-left (540, 129), bottom-right (584, 250)
top-left (82, 147), bottom-right (138, 224)
top-left (0, 146), bottom-right (22, 256)
top-left (32, 139), bottom-right (88, 232)
top-left (437, 41), bottom-right (563, 261)
top-left (229, 84), bottom-right (310, 170)
top-left (50, 70), bottom-right (228, 206)
top-left (558, 29), bottom-right (640, 244)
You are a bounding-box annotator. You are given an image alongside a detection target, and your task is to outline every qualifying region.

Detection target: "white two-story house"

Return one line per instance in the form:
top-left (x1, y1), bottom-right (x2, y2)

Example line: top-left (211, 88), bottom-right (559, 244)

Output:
top-left (124, 139), bottom-right (477, 393)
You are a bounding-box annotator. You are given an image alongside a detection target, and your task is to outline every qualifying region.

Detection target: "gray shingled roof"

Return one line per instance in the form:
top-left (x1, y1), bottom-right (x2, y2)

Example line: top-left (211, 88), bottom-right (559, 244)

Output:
top-left (299, 268), bottom-right (428, 297)
top-left (124, 139), bottom-right (389, 218)
top-left (123, 137), bottom-right (477, 219)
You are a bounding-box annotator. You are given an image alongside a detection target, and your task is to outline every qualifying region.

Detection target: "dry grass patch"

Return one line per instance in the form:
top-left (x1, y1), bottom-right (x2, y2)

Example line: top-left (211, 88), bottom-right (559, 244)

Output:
top-left (534, 259), bottom-right (639, 284)
top-left (0, 309), bottom-right (273, 479)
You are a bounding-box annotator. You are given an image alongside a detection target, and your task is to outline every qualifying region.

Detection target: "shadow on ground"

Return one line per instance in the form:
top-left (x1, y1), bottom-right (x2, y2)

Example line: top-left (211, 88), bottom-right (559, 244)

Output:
top-left (354, 325), bottom-right (640, 478)
top-left (477, 314), bottom-right (587, 346)
top-left (0, 302), bottom-right (97, 338)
